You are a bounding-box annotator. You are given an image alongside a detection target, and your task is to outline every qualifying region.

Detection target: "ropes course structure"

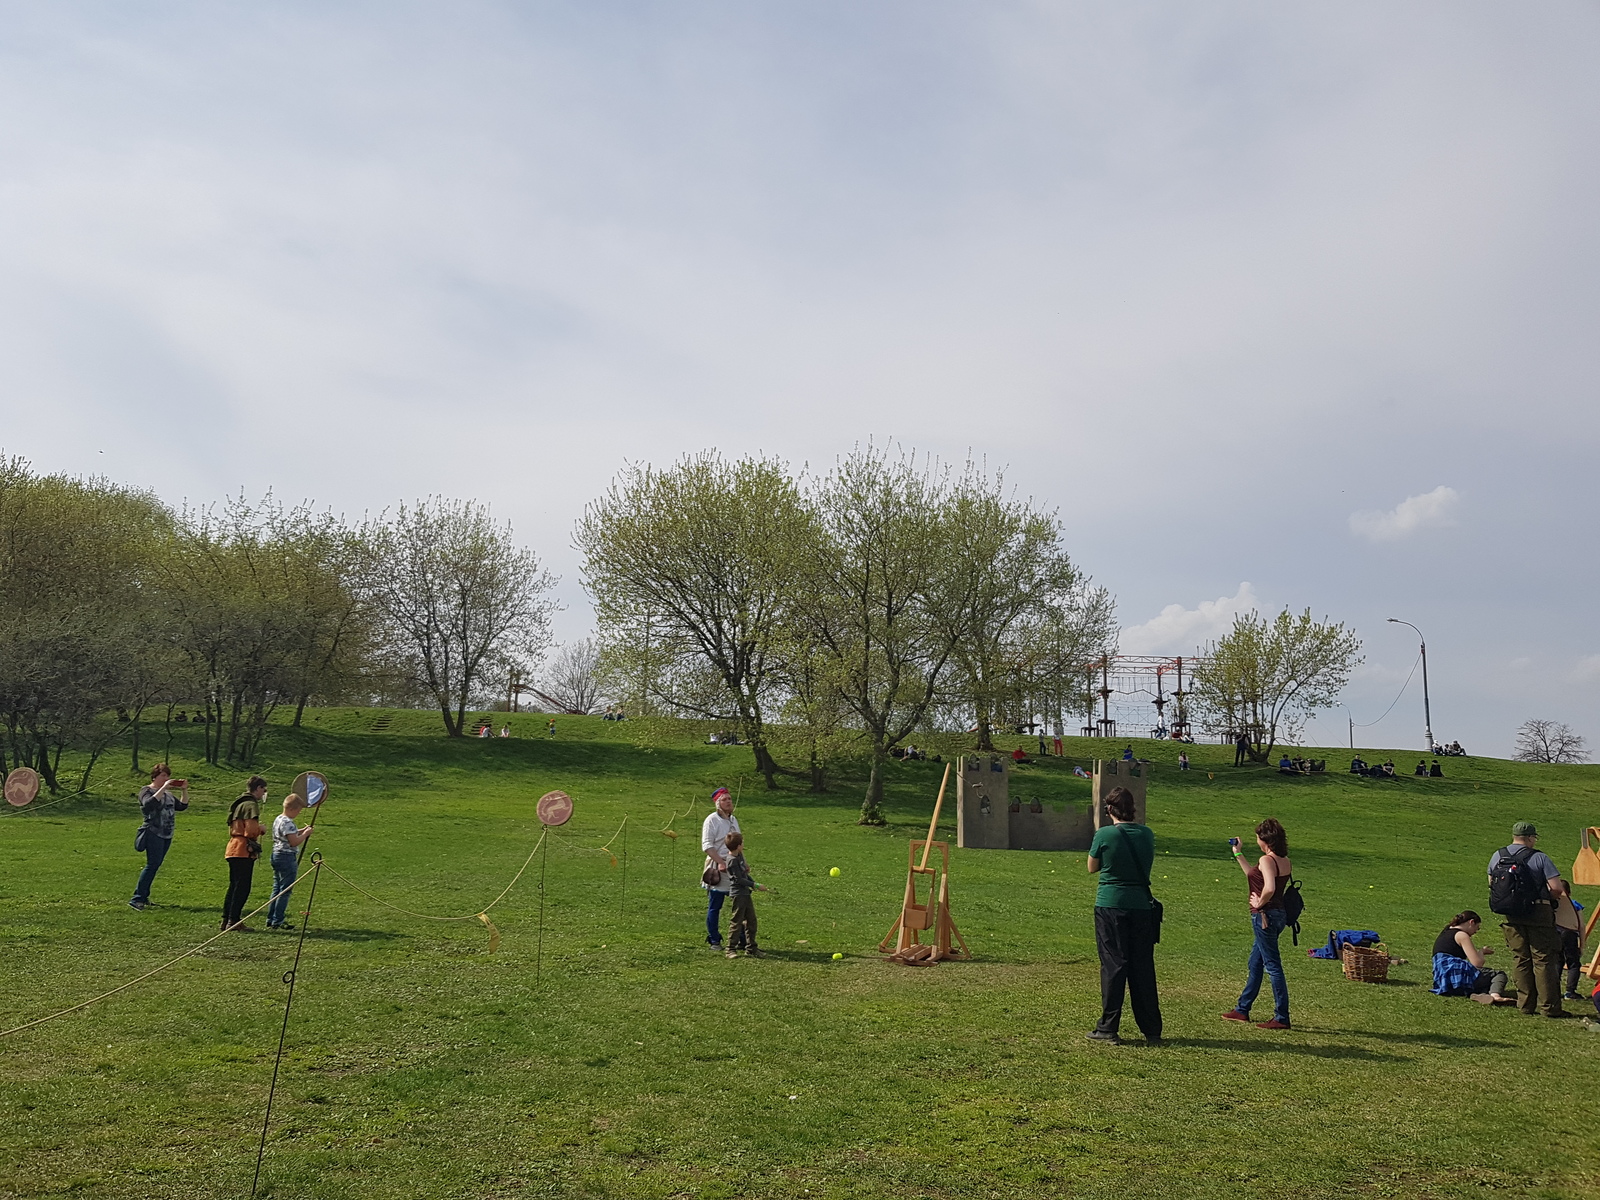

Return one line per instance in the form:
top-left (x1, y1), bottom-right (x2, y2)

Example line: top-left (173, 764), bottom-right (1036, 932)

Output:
top-left (1070, 654), bottom-right (1208, 742)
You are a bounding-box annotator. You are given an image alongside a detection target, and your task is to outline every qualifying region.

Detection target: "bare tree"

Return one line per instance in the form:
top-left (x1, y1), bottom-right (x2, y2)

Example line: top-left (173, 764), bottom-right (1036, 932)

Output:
top-left (362, 498), bottom-right (557, 737)
top-left (537, 639), bottom-right (603, 714)
top-left (1513, 718), bottom-right (1590, 764)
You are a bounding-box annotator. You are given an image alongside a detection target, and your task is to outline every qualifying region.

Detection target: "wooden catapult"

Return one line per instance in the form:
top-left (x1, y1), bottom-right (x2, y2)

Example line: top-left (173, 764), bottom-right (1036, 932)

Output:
top-left (1574, 827), bottom-right (1600, 989)
top-left (879, 764), bottom-right (969, 965)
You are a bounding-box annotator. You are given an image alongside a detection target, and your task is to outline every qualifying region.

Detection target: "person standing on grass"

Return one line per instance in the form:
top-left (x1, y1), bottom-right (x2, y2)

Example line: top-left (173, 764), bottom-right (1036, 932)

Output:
top-left (129, 764), bottom-right (188, 911)
top-left (722, 831), bottom-right (767, 958)
top-left (1221, 818), bottom-right (1293, 1030)
top-left (1234, 733), bottom-right (1250, 767)
top-left (1085, 786), bottom-right (1162, 1046)
top-left (1488, 822), bottom-right (1569, 1019)
top-left (221, 776), bottom-right (268, 932)
top-left (700, 786), bottom-right (740, 949)
top-left (265, 794), bottom-right (314, 931)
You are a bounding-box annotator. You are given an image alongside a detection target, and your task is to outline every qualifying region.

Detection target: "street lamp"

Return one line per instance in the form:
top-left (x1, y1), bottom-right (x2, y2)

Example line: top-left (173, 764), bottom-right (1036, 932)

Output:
top-left (1386, 618), bottom-right (1434, 752)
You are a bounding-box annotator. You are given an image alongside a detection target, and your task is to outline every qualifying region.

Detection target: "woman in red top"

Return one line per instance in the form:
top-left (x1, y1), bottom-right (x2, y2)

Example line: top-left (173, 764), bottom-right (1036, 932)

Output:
top-left (1221, 817), bottom-right (1293, 1029)
top-left (221, 775), bottom-right (268, 932)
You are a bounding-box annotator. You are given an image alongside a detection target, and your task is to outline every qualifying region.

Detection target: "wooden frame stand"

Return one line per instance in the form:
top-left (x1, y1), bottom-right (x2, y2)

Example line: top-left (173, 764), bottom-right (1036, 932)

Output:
top-left (879, 764), bottom-right (969, 964)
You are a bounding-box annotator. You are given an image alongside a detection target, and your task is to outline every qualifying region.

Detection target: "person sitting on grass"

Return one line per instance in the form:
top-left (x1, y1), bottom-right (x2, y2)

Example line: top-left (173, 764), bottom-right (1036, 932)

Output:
top-left (1431, 911), bottom-right (1512, 1004)
top-left (1277, 755), bottom-right (1295, 774)
top-left (1178, 751), bottom-right (1190, 771)
top-left (1415, 760), bottom-right (1428, 776)
top-left (1430, 759), bottom-right (1444, 777)
top-left (1381, 760), bottom-right (1397, 777)
top-left (1012, 746), bottom-right (1032, 764)
top-left (722, 831), bottom-right (767, 959)
top-left (1349, 756), bottom-right (1368, 774)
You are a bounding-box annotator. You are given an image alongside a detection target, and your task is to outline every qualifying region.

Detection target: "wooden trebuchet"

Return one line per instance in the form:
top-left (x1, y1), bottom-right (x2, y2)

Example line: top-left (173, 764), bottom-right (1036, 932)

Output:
top-left (879, 764), bottom-right (969, 964)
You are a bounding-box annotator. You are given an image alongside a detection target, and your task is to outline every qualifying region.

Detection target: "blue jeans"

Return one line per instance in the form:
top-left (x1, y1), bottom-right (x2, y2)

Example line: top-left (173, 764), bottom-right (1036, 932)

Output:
top-left (1236, 909), bottom-right (1290, 1023)
top-left (132, 835), bottom-right (171, 904)
top-left (267, 853), bottom-right (299, 925)
top-left (706, 889), bottom-right (728, 944)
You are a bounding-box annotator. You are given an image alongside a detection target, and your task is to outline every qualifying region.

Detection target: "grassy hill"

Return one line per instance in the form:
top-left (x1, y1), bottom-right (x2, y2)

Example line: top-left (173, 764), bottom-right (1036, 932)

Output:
top-left (2, 711), bottom-right (1598, 1199)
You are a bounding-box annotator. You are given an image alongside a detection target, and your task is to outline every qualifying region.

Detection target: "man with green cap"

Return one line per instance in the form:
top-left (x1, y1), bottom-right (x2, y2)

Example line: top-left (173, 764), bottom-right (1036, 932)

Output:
top-left (1487, 821), bottom-right (1569, 1018)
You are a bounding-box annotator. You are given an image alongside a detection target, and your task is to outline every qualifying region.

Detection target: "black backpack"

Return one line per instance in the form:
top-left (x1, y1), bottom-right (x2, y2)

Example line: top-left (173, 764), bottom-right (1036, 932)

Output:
top-left (1281, 878), bottom-right (1305, 945)
top-left (1489, 845), bottom-right (1546, 917)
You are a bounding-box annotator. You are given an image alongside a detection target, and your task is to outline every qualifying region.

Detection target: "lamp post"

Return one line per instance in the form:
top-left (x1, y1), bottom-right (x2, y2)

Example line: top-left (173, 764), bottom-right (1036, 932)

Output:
top-left (1386, 618), bottom-right (1433, 752)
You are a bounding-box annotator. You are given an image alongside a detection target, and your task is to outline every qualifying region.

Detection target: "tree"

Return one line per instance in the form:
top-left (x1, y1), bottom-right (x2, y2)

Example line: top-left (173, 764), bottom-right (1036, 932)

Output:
top-left (1513, 718), bottom-right (1590, 764)
top-left (1192, 609), bottom-right (1362, 762)
top-left (362, 498), bottom-right (557, 737)
top-left (537, 639), bottom-right (604, 714)
top-left (577, 453), bottom-right (813, 788)
top-left (940, 474), bottom-right (1101, 749)
top-left (0, 458), bottom-right (171, 791)
top-left (796, 447), bottom-right (972, 824)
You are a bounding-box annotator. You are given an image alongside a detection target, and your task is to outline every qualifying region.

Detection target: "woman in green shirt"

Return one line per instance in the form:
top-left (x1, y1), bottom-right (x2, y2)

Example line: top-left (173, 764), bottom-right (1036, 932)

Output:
top-left (1085, 787), bottom-right (1162, 1045)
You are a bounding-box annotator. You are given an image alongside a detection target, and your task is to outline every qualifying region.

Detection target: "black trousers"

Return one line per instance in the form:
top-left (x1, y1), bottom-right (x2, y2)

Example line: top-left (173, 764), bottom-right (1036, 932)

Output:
top-left (1234, 742), bottom-right (1247, 766)
top-left (1094, 906), bottom-right (1162, 1038)
top-left (223, 856), bottom-right (256, 927)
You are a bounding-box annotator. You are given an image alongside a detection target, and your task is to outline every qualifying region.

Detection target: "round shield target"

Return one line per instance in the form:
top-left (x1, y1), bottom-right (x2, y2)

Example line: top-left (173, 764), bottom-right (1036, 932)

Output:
top-left (291, 771), bottom-right (329, 808)
top-left (5, 767), bottom-right (41, 807)
top-left (536, 790), bottom-right (573, 826)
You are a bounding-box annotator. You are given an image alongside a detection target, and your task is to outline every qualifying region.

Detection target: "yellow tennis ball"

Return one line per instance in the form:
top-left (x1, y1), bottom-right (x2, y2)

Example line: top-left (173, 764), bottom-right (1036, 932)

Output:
top-left (832, 952), bottom-right (844, 960)
top-left (829, 867), bottom-right (840, 877)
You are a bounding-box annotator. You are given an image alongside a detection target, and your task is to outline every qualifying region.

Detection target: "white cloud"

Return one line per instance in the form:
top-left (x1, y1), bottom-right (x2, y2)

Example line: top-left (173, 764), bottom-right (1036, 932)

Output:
top-left (1349, 485), bottom-right (1460, 542)
top-left (1572, 655), bottom-right (1600, 683)
top-left (1120, 583), bottom-right (1258, 656)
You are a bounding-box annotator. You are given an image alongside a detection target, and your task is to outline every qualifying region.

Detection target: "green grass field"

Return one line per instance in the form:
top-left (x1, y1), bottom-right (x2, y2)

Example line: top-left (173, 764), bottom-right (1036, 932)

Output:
top-left (3, 712), bottom-right (1599, 1199)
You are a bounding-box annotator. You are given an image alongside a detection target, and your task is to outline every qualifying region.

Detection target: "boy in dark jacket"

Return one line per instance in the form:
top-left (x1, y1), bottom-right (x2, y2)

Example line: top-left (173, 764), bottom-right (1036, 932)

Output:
top-left (723, 831), bottom-right (767, 958)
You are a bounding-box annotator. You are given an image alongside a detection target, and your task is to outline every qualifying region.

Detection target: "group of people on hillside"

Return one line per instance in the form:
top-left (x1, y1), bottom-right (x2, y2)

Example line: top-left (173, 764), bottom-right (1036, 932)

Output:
top-left (128, 764), bottom-right (313, 933)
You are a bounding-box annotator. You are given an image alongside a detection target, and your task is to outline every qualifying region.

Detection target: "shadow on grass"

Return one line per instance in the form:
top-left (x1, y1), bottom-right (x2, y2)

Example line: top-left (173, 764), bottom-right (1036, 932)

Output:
top-left (1167, 1038), bottom-right (1409, 1061)
top-left (1311, 1028), bottom-right (1516, 1050)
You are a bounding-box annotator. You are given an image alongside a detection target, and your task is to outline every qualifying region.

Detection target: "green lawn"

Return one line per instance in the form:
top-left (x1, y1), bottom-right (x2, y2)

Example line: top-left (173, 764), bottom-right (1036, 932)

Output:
top-left (2, 712), bottom-right (1598, 1199)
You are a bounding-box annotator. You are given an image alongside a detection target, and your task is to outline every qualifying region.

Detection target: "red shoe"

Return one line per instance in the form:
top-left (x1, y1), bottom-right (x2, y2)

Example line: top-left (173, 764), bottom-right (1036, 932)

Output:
top-left (1256, 1019), bottom-right (1291, 1030)
top-left (1221, 1010), bottom-right (1249, 1022)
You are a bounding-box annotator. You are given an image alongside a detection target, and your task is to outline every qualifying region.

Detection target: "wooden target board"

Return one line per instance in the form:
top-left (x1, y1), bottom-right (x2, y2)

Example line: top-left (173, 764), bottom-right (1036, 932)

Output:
top-left (4, 767), bottom-right (40, 807)
top-left (537, 790), bottom-right (573, 826)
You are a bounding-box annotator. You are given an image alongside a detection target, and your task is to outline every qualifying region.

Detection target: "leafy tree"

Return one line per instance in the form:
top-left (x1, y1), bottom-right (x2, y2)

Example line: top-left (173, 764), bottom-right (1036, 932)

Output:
top-left (577, 453), bottom-right (813, 788)
top-left (796, 447), bottom-right (971, 824)
top-left (940, 477), bottom-right (1102, 749)
top-left (1192, 608), bottom-right (1362, 762)
top-left (362, 498), bottom-right (556, 737)
top-left (1512, 718), bottom-right (1590, 764)
top-left (0, 457), bottom-right (171, 791)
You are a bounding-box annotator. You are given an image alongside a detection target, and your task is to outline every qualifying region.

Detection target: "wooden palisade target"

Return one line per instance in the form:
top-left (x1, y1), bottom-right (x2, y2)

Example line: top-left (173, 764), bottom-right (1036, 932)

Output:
top-left (879, 763), bottom-right (969, 964)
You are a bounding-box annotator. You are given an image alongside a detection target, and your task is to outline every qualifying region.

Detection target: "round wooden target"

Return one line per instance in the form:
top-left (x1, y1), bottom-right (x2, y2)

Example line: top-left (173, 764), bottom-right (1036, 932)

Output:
top-left (536, 790), bottom-right (573, 826)
top-left (4, 766), bottom-right (41, 807)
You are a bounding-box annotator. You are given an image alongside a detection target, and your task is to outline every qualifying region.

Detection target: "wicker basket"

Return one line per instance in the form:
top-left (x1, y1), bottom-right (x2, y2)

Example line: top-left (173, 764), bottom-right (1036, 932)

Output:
top-left (1342, 942), bottom-right (1390, 983)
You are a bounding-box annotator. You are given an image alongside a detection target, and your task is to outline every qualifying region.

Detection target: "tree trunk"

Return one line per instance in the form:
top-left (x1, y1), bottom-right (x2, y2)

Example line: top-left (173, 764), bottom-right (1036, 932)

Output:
top-left (975, 710), bottom-right (995, 752)
top-left (293, 693), bottom-right (309, 727)
top-left (859, 747), bottom-right (887, 825)
top-left (749, 739), bottom-right (780, 790)
top-left (36, 741), bottom-right (59, 793)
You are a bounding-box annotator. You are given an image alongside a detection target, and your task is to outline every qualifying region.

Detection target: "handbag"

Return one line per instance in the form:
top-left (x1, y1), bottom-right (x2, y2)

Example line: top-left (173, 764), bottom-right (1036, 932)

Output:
top-left (134, 825), bottom-right (149, 853)
top-left (1574, 828), bottom-right (1600, 887)
top-left (702, 860), bottom-right (724, 887)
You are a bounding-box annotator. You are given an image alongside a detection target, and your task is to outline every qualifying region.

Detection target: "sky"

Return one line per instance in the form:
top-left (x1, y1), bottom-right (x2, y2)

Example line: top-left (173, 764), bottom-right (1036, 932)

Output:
top-left (2, 2), bottom-right (1597, 757)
